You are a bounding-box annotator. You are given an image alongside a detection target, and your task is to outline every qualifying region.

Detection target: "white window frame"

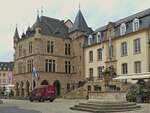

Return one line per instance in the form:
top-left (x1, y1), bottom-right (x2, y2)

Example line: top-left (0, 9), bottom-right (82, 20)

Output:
top-left (121, 42), bottom-right (127, 56)
top-left (120, 23), bottom-right (126, 36)
top-left (96, 32), bottom-right (101, 43)
top-left (133, 18), bottom-right (139, 32)
top-left (133, 38), bottom-right (140, 54)
top-left (88, 35), bottom-right (93, 45)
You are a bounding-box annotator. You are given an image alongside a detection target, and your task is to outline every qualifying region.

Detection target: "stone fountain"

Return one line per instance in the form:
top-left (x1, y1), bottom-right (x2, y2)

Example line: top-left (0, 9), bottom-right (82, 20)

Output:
top-left (70, 67), bottom-right (141, 113)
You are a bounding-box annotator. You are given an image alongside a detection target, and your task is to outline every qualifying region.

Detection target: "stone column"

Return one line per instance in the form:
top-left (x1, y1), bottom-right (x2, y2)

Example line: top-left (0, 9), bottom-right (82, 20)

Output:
top-left (19, 88), bottom-right (22, 97)
top-left (14, 88), bottom-right (17, 96)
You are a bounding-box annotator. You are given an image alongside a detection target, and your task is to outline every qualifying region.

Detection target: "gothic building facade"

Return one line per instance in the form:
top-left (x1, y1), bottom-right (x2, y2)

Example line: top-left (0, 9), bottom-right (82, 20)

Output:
top-left (13, 9), bottom-right (92, 97)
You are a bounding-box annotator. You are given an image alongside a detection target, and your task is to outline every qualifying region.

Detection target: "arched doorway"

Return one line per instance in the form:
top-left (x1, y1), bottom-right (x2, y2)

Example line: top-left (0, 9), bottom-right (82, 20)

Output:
top-left (41, 80), bottom-right (49, 85)
top-left (53, 80), bottom-right (61, 96)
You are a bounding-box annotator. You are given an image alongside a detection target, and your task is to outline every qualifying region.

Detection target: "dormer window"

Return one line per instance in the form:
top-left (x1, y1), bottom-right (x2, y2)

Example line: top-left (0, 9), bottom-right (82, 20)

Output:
top-left (96, 32), bottom-right (101, 43)
top-left (120, 23), bottom-right (126, 36)
top-left (88, 35), bottom-right (93, 45)
top-left (133, 18), bottom-right (139, 32)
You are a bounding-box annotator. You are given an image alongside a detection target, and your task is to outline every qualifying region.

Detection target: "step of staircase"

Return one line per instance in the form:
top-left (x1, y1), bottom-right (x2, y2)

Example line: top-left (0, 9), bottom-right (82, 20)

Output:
top-left (74, 104), bottom-right (140, 110)
top-left (79, 102), bottom-right (137, 107)
top-left (70, 102), bottom-right (141, 113)
top-left (71, 106), bottom-right (140, 113)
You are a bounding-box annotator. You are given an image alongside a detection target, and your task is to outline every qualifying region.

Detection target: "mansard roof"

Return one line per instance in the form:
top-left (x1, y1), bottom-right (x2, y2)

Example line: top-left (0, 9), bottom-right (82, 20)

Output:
top-left (84, 8), bottom-right (150, 47)
top-left (69, 9), bottom-right (93, 34)
top-left (94, 8), bottom-right (150, 34)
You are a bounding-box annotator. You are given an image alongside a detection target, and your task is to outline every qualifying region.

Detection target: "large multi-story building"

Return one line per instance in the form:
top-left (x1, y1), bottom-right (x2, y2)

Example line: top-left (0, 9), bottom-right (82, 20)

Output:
top-left (0, 62), bottom-right (14, 91)
top-left (13, 7), bottom-right (150, 96)
top-left (84, 8), bottom-right (150, 91)
top-left (13, 9), bottom-right (92, 97)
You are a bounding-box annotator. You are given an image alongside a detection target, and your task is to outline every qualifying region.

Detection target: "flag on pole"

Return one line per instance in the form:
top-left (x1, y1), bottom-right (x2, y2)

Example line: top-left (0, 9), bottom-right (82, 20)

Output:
top-left (32, 67), bottom-right (40, 80)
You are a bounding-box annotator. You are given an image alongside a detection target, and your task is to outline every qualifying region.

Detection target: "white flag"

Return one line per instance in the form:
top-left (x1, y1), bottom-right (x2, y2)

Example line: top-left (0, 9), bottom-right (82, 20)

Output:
top-left (32, 67), bottom-right (38, 78)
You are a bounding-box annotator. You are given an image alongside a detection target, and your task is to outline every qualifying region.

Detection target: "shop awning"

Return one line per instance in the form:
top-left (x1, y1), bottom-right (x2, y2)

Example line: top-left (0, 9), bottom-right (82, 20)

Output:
top-left (113, 72), bottom-right (150, 80)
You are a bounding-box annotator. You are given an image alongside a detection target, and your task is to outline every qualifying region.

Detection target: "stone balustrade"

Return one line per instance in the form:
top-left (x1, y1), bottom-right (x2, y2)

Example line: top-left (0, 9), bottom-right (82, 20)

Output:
top-left (88, 91), bottom-right (127, 102)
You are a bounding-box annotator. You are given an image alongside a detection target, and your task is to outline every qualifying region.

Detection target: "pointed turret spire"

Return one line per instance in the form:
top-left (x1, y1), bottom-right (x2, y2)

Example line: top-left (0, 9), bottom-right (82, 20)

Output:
top-left (21, 31), bottom-right (25, 38)
top-left (79, 2), bottom-right (80, 10)
top-left (35, 10), bottom-right (41, 28)
top-left (26, 26), bottom-right (31, 37)
top-left (37, 10), bottom-right (40, 21)
top-left (74, 9), bottom-right (88, 31)
top-left (69, 9), bottom-right (92, 34)
top-left (41, 6), bottom-right (44, 16)
top-left (14, 25), bottom-right (19, 39)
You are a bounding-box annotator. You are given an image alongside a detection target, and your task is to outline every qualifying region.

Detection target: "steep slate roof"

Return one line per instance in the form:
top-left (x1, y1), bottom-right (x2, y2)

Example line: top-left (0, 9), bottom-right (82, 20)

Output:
top-left (31, 16), bottom-right (69, 38)
top-left (15, 9), bottom-right (93, 40)
top-left (69, 9), bottom-right (93, 34)
top-left (94, 8), bottom-right (150, 34)
top-left (84, 8), bottom-right (150, 47)
top-left (0, 62), bottom-right (14, 71)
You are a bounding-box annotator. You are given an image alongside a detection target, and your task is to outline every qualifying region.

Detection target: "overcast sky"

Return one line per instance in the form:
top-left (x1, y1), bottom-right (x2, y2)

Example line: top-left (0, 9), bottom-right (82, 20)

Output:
top-left (0, 0), bottom-right (150, 62)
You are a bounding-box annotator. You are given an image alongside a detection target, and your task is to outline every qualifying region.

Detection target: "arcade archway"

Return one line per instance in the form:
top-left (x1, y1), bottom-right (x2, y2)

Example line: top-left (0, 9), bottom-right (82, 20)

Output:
top-left (53, 80), bottom-right (61, 96)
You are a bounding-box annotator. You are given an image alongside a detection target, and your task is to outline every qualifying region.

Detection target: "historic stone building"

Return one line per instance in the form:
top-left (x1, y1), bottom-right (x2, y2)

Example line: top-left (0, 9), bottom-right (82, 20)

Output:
top-left (84, 8), bottom-right (150, 92)
top-left (13, 9), bottom-right (92, 97)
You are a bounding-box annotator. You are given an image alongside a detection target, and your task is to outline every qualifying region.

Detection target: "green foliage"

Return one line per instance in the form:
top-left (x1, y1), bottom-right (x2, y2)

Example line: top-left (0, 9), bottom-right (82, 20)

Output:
top-left (126, 81), bottom-right (150, 102)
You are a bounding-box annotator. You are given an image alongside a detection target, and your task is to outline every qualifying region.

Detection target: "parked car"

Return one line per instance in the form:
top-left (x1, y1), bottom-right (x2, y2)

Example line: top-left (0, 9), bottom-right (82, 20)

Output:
top-left (29, 85), bottom-right (56, 102)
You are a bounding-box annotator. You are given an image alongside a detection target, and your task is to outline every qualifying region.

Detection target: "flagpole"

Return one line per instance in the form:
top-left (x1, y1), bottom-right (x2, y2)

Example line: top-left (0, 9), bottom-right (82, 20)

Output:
top-left (108, 30), bottom-right (112, 78)
top-left (31, 73), bottom-right (33, 91)
top-left (32, 70), bottom-right (33, 91)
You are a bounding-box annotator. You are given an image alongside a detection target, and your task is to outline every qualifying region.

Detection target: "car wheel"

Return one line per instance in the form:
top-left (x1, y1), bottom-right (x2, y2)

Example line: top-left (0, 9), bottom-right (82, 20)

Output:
top-left (49, 99), bottom-right (54, 102)
top-left (29, 97), bottom-right (33, 102)
top-left (39, 97), bottom-right (44, 102)
top-left (41, 98), bottom-right (45, 102)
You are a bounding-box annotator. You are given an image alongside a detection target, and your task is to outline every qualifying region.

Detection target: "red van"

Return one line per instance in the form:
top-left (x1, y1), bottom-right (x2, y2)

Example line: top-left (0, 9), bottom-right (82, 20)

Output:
top-left (29, 85), bottom-right (56, 102)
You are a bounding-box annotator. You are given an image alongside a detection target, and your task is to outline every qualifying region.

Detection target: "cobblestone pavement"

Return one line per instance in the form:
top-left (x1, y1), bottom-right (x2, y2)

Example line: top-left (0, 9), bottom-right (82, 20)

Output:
top-left (0, 99), bottom-right (150, 113)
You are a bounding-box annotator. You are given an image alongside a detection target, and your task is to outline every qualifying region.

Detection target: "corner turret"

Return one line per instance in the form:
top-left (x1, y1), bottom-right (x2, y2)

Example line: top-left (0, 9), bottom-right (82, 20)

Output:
top-left (13, 25), bottom-right (20, 44)
top-left (69, 9), bottom-right (92, 34)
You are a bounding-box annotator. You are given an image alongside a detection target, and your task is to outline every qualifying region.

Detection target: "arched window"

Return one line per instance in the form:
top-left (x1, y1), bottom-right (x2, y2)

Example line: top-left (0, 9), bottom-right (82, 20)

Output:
top-left (133, 18), bottom-right (139, 32)
top-left (88, 35), bottom-right (93, 45)
top-left (120, 23), bottom-right (126, 36)
top-left (96, 32), bottom-right (101, 43)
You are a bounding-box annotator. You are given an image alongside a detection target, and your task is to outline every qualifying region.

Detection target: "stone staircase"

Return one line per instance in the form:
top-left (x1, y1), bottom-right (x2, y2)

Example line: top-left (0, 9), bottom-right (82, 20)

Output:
top-left (63, 86), bottom-right (87, 99)
top-left (63, 80), bottom-right (88, 99)
top-left (70, 101), bottom-right (141, 113)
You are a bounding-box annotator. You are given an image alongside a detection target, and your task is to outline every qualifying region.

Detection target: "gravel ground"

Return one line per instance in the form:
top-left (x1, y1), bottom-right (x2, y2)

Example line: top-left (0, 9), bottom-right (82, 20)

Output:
top-left (0, 99), bottom-right (149, 113)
